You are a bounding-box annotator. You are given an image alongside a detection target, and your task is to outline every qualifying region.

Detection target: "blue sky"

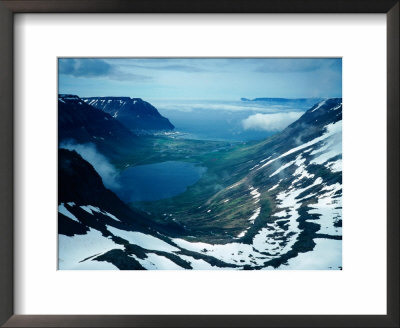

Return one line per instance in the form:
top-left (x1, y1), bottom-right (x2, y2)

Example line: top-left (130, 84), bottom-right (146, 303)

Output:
top-left (58, 58), bottom-right (342, 101)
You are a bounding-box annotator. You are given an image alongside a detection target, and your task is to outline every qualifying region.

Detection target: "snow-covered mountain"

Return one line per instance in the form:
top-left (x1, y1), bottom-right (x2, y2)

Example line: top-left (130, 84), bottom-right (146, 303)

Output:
top-left (58, 98), bottom-right (342, 270)
top-left (82, 97), bottom-right (175, 132)
top-left (184, 98), bottom-right (342, 269)
top-left (58, 94), bottom-right (136, 145)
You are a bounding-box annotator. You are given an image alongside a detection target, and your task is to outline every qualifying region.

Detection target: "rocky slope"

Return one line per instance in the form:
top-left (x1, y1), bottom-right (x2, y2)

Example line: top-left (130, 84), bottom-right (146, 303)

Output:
top-left (82, 97), bottom-right (174, 132)
top-left (58, 94), bottom-right (136, 145)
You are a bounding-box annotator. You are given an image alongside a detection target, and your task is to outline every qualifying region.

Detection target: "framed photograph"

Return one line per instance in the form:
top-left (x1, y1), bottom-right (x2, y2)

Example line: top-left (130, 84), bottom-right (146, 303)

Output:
top-left (57, 57), bottom-right (343, 272)
top-left (0, 1), bottom-right (398, 327)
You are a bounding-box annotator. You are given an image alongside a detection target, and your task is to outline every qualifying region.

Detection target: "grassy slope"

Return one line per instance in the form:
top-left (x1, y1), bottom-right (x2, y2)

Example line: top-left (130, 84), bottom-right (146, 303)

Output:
top-left (110, 134), bottom-right (277, 243)
top-left (106, 98), bottom-right (342, 245)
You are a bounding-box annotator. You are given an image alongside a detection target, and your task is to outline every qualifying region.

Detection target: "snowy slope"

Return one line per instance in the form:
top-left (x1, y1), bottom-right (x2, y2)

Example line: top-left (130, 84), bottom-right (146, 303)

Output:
top-left (59, 98), bottom-right (342, 270)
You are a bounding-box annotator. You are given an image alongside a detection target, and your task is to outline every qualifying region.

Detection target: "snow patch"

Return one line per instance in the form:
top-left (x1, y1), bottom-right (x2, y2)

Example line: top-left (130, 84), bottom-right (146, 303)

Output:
top-left (253, 177), bottom-right (323, 256)
top-left (130, 253), bottom-right (184, 270)
top-left (273, 210), bottom-right (287, 218)
top-left (227, 181), bottom-right (242, 190)
top-left (236, 229), bottom-right (249, 238)
top-left (291, 155), bottom-right (315, 184)
top-left (269, 160), bottom-right (295, 177)
top-left (80, 205), bottom-right (121, 222)
top-left (268, 181), bottom-right (281, 191)
top-left (59, 203), bottom-right (79, 223)
top-left (325, 159), bottom-right (342, 173)
top-left (179, 255), bottom-right (222, 270)
top-left (249, 187), bottom-right (261, 199)
top-left (278, 238), bottom-right (342, 270)
top-left (107, 226), bottom-right (179, 253)
top-left (310, 121), bottom-right (342, 165)
top-left (310, 99), bottom-right (327, 112)
top-left (258, 120), bottom-right (342, 171)
top-left (248, 207), bottom-right (261, 224)
top-left (58, 228), bottom-right (122, 270)
top-left (172, 238), bottom-right (269, 267)
top-left (308, 183), bottom-right (342, 236)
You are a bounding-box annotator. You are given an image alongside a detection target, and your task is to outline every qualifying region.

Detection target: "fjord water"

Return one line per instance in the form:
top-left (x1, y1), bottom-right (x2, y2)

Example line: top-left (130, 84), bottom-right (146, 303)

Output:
top-left (152, 99), bottom-right (316, 141)
top-left (114, 161), bottom-right (206, 203)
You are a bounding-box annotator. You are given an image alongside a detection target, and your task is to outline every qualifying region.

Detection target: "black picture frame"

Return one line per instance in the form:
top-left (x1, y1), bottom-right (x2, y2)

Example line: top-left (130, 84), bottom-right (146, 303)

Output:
top-left (0, 1), bottom-right (398, 327)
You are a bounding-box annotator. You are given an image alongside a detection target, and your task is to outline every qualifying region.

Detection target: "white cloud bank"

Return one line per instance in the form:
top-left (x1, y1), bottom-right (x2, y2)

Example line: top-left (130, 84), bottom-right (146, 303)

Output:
top-left (242, 112), bottom-right (303, 131)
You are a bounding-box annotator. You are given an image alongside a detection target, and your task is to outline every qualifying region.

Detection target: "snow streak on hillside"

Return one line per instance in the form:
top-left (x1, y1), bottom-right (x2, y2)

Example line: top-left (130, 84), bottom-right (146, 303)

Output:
top-left (59, 99), bottom-right (342, 270)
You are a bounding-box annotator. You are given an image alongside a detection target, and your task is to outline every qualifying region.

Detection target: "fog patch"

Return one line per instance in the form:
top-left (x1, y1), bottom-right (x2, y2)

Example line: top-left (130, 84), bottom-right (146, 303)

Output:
top-left (242, 112), bottom-right (303, 132)
top-left (60, 141), bottom-right (120, 190)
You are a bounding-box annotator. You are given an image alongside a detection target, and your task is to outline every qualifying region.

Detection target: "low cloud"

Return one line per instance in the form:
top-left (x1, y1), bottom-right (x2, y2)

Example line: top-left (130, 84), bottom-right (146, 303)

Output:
top-left (59, 58), bottom-right (112, 77)
top-left (254, 58), bottom-right (341, 73)
top-left (155, 102), bottom-right (287, 113)
top-left (242, 112), bottom-right (303, 131)
top-left (60, 142), bottom-right (120, 190)
top-left (58, 58), bottom-right (151, 82)
top-left (126, 63), bottom-right (207, 73)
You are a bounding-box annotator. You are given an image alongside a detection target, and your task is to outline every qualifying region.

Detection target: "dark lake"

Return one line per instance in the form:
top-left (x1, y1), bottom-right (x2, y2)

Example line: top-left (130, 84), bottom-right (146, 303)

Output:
top-left (114, 161), bottom-right (206, 203)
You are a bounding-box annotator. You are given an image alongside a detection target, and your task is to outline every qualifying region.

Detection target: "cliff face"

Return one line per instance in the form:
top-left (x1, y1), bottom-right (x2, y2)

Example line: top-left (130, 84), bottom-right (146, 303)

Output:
top-left (83, 97), bottom-right (175, 131)
top-left (58, 94), bottom-right (136, 144)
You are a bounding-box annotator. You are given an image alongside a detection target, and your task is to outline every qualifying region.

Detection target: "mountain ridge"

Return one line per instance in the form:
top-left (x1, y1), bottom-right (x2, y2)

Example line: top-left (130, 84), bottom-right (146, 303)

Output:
top-left (82, 96), bottom-right (175, 132)
top-left (58, 94), bottom-right (136, 144)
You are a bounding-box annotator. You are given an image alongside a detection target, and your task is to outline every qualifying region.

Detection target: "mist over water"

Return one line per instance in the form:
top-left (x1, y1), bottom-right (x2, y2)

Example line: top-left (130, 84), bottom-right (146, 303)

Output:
top-left (152, 99), bottom-right (314, 142)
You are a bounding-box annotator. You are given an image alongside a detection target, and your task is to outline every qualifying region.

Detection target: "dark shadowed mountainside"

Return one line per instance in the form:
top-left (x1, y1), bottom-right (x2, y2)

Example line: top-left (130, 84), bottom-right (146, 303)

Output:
top-left (58, 94), bottom-right (136, 145)
top-left (82, 97), bottom-right (174, 132)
